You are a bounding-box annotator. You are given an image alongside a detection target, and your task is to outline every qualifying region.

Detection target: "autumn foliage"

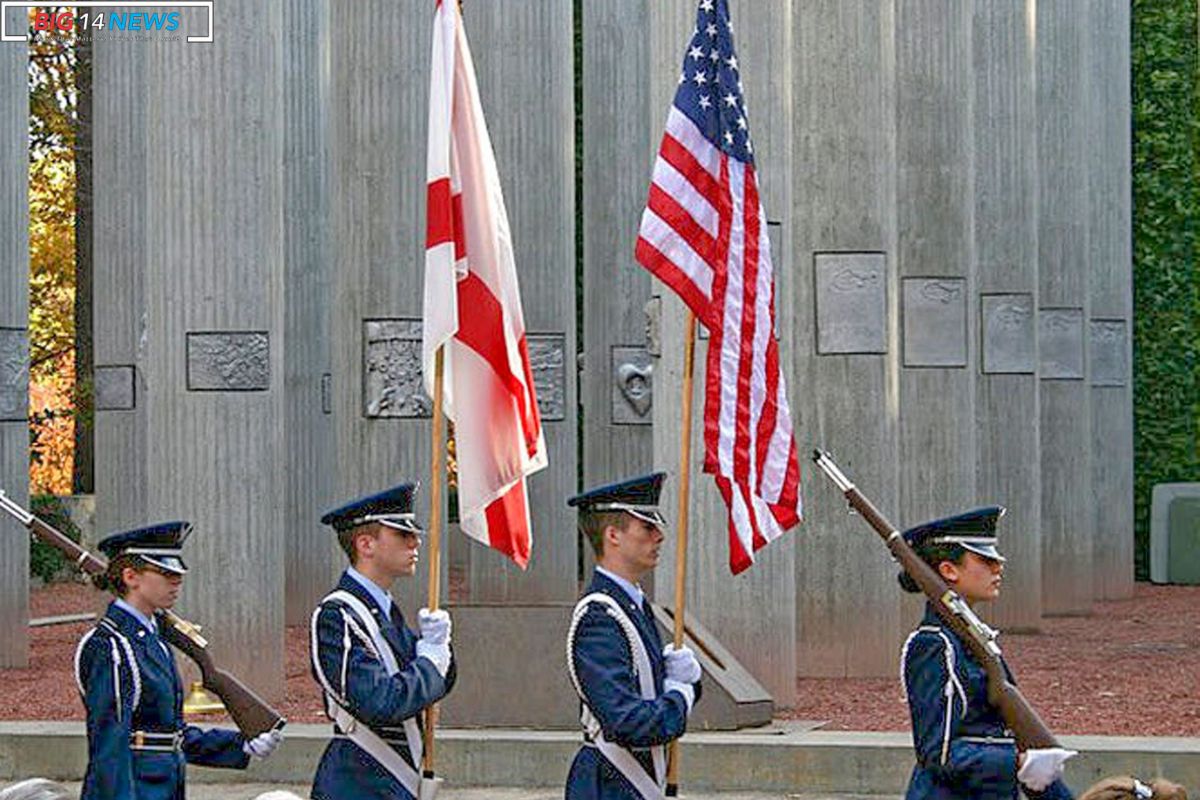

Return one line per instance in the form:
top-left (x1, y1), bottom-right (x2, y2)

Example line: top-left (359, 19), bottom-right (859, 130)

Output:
top-left (28, 14), bottom-right (78, 495)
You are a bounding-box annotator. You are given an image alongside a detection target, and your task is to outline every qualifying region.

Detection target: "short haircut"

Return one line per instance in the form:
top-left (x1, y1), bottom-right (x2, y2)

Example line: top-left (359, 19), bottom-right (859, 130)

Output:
top-left (337, 526), bottom-right (378, 565)
top-left (578, 510), bottom-right (629, 557)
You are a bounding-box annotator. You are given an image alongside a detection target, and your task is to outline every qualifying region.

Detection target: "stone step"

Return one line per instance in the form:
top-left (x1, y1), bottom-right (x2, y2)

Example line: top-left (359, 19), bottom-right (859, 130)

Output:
top-left (1, 722), bottom-right (1196, 796)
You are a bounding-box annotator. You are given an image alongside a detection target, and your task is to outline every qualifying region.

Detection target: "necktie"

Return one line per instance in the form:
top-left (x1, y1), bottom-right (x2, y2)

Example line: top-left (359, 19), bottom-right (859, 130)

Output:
top-left (388, 601), bottom-right (406, 632)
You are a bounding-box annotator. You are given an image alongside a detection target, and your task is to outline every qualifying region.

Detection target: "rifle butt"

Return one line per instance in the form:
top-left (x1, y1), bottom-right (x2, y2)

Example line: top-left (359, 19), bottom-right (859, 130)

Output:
top-left (205, 668), bottom-right (287, 737)
top-left (992, 680), bottom-right (1060, 750)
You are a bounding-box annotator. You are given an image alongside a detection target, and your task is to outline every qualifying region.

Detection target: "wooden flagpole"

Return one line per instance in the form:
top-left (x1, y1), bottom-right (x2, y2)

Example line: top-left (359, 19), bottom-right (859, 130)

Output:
top-left (665, 308), bottom-right (697, 796)
top-left (423, 346), bottom-right (446, 778)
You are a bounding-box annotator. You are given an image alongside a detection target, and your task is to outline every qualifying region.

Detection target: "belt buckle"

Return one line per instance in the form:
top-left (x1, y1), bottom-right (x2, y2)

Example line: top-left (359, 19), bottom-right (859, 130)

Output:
top-left (134, 730), bottom-right (145, 748)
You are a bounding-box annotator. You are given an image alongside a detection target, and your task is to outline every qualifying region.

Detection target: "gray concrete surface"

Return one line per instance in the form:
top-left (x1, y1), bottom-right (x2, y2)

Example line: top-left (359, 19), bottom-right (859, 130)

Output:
top-left (3, 722), bottom-right (1197, 797)
top-left (33, 787), bottom-right (887, 800)
top-left (0, 3), bottom-right (29, 670)
top-left (971, 0), bottom-right (1043, 634)
top-left (1085, 0), bottom-right (1135, 603)
top-left (790, 2), bottom-right (902, 679)
top-left (1037, 0), bottom-right (1094, 617)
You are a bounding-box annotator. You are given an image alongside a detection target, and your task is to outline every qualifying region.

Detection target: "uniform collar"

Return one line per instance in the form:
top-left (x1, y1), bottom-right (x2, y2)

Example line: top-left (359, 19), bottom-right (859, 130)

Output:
top-left (595, 566), bottom-right (645, 610)
top-left (347, 566), bottom-right (393, 618)
top-left (114, 597), bottom-right (158, 635)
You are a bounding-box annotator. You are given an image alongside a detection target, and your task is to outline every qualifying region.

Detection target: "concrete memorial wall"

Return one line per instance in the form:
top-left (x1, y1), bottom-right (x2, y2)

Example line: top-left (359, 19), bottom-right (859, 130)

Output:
top-left (63, 0), bottom-right (1134, 706)
top-left (93, 27), bottom-right (149, 538)
top-left (449, 1), bottom-right (578, 605)
top-left (790, 0), bottom-right (901, 678)
top-left (95, 3), bottom-right (287, 698)
top-left (972, 1), bottom-right (1042, 632)
top-left (649, 0), bottom-right (798, 704)
top-left (282, 0), bottom-right (340, 626)
top-left (581, 0), bottom-right (655, 587)
top-left (328, 0), bottom-right (439, 616)
top-left (1037, 0), bottom-right (1094, 616)
top-left (1086, 0), bottom-right (1135, 602)
top-left (0, 5), bottom-right (29, 667)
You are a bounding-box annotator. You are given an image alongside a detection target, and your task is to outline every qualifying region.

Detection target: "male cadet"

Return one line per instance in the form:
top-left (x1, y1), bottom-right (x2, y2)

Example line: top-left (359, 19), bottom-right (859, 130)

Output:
top-left (309, 483), bottom-right (455, 800)
top-left (565, 473), bottom-right (703, 800)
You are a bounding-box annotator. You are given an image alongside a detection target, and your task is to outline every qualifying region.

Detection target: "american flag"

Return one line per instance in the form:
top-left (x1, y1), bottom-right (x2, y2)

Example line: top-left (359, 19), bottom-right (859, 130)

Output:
top-left (636, 0), bottom-right (802, 574)
top-left (423, 0), bottom-right (547, 568)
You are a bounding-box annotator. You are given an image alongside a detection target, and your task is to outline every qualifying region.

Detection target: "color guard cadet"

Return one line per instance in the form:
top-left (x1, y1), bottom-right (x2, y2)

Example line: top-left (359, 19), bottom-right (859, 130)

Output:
top-left (899, 507), bottom-right (1076, 800)
top-left (565, 473), bottom-right (703, 800)
top-left (309, 483), bottom-right (455, 800)
top-left (75, 522), bottom-right (281, 800)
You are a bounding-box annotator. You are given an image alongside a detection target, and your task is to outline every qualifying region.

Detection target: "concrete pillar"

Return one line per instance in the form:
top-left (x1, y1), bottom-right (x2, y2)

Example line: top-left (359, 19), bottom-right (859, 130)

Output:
top-left (895, 4), bottom-right (977, 528)
top-left (972, 1), bottom-right (1042, 631)
top-left (452, 1), bottom-right (577, 603)
top-left (0, 9), bottom-right (30, 667)
top-left (1037, 0), bottom-right (1093, 616)
top-left (651, 0), bottom-right (797, 705)
top-left (1086, 1), bottom-right (1134, 601)
top-left (93, 32), bottom-right (148, 536)
top-left (329, 0), bottom-right (437, 614)
top-left (792, 0), bottom-right (902, 677)
top-left (581, 0), bottom-right (654, 586)
top-left (127, 4), bottom-right (286, 697)
top-left (282, 0), bottom-right (339, 625)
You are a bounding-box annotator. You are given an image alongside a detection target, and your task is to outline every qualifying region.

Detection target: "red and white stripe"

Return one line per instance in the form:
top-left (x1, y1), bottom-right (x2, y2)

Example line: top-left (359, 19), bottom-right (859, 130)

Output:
top-left (637, 107), bottom-right (802, 574)
top-left (423, 0), bottom-right (546, 568)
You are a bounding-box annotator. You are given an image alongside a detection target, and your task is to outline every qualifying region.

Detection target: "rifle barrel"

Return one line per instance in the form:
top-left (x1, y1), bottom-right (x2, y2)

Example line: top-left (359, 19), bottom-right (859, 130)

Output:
top-left (1, 490), bottom-right (286, 737)
top-left (809, 449), bottom-right (1059, 749)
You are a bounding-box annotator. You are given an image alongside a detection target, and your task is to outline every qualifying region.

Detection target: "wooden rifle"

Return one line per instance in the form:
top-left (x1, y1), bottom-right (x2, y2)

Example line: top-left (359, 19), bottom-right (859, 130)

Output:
top-left (0, 490), bottom-right (285, 737)
top-left (810, 450), bottom-right (1058, 750)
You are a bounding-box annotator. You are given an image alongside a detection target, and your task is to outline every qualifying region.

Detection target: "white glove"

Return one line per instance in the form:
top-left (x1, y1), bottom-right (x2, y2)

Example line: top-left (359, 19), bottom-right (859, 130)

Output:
top-left (416, 640), bottom-right (452, 678)
top-left (664, 679), bottom-right (695, 715)
top-left (418, 608), bottom-right (452, 646)
top-left (663, 644), bottom-right (701, 684)
top-left (242, 728), bottom-right (282, 759)
top-left (1017, 747), bottom-right (1077, 792)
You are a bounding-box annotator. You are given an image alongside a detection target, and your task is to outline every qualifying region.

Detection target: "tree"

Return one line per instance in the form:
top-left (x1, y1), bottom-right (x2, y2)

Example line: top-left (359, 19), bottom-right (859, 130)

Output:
top-left (27, 8), bottom-right (79, 494)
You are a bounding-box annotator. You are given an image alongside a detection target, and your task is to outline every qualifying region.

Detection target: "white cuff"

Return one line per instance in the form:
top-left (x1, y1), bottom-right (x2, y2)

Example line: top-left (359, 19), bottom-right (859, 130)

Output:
top-left (416, 642), bottom-right (451, 678)
top-left (664, 679), bottom-right (694, 715)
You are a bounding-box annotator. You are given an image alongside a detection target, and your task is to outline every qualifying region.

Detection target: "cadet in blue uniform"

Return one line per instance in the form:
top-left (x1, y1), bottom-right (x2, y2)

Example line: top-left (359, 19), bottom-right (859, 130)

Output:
top-left (74, 522), bottom-right (281, 800)
top-left (899, 507), bottom-right (1076, 800)
top-left (309, 483), bottom-right (456, 800)
top-left (565, 473), bottom-right (703, 800)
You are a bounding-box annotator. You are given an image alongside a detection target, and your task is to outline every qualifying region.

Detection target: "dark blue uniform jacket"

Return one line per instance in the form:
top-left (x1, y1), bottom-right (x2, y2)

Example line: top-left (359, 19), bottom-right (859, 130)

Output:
top-left (903, 605), bottom-right (1073, 800)
top-left (566, 570), bottom-right (701, 800)
top-left (310, 570), bottom-right (456, 800)
top-left (76, 601), bottom-right (248, 800)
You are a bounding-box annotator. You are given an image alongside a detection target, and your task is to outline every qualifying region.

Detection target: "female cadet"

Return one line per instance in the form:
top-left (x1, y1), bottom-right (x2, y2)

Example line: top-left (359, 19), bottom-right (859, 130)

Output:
top-left (74, 522), bottom-right (281, 799)
top-left (899, 507), bottom-right (1076, 800)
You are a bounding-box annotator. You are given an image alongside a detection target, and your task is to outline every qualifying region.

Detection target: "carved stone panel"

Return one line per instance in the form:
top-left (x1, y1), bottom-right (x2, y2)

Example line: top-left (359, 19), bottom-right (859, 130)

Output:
top-left (611, 346), bottom-right (653, 425)
top-left (814, 253), bottom-right (887, 355)
top-left (1089, 319), bottom-right (1127, 387)
top-left (0, 328), bottom-right (28, 422)
top-left (528, 333), bottom-right (566, 422)
top-left (1038, 308), bottom-right (1084, 380)
top-left (363, 319), bottom-right (430, 418)
top-left (95, 365), bottom-right (136, 411)
top-left (363, 321), bottom-right (566, 421)
top-left (981, 294), bottom-right (1035, 374)
top-left (903, 278), bottom-right (967, 367)
top-left (186, 332), bottom-right (271, 391)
